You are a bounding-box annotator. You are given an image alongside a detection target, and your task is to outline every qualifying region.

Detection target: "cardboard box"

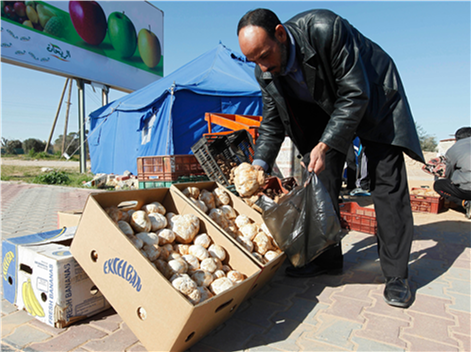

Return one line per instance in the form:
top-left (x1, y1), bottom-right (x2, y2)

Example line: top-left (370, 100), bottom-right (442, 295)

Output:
top-left (70, 188), bottom-right (261, 352)
top-left (2, 227), bottom-right (110, 328)
top-left (171, 182), bottom-right (286, 296)
top-left (57, 210), bottom-right (83, 228)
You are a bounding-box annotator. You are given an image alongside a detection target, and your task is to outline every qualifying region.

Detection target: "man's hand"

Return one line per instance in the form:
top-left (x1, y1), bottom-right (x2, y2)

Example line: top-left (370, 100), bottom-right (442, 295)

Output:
top-left (307, 142), bottom-right (330, 174)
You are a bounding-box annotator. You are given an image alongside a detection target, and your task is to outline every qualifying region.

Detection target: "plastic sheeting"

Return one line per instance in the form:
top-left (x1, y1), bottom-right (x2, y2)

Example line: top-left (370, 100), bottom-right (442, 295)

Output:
top-left (87, 43), bottom-right (262, 175)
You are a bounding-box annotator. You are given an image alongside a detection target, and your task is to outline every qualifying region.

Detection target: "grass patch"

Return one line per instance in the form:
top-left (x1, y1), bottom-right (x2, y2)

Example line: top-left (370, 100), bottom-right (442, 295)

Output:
top-left (1, 165), bottom-right (96, 188)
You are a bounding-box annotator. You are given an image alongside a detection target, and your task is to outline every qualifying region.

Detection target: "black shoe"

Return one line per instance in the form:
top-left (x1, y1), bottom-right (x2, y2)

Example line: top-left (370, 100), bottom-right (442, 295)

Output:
top-left (285, 260), bottom-right (343, 278)
top-left (383, 277), bottom-right (412, 308)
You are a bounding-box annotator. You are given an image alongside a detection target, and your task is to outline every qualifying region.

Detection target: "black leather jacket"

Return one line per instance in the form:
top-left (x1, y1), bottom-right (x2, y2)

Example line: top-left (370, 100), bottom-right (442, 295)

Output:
top-left (254, 9), bottom-right (425, 168)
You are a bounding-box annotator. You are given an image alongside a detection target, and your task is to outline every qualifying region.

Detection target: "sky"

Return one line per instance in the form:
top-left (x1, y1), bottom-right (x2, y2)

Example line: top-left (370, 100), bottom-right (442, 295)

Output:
top-left (1, 1), bottom-right (470, 146)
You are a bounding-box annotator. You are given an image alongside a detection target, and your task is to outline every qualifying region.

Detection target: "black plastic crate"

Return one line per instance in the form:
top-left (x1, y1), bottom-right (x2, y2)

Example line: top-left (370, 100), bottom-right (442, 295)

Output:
top-left (191, 130), bottom-right (255, 186)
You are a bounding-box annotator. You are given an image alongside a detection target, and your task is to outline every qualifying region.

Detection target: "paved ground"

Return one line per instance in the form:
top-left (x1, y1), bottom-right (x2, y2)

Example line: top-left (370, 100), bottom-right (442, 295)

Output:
top-left (1, 179), bottom-right (470, 352)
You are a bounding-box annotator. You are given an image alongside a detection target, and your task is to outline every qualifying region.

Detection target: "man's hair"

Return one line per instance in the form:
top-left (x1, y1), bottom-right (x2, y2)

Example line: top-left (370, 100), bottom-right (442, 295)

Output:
top-left (237, 8), bottom-right (281, 39)
top-left (455, 127), bottom-right (471, 140)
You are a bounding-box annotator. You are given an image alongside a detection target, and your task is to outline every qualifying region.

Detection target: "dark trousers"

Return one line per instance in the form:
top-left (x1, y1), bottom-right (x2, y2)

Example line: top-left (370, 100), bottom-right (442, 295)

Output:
top-left (434, 178), bottom-right (471, 206)
top-left (314, 141), bottom-right (414, 279)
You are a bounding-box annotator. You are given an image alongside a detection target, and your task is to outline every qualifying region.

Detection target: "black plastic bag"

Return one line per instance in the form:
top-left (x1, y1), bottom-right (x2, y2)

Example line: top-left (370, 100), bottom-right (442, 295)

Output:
top-left (256, 170), bottom-right (342, 268)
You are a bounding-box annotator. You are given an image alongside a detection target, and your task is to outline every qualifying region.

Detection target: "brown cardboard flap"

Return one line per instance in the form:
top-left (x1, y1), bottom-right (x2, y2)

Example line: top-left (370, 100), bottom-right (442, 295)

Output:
top-left (71, 188), bottom-right (261, 352)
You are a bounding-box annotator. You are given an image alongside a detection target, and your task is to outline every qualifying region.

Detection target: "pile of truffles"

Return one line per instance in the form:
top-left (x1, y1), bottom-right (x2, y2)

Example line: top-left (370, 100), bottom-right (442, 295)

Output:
top-left (181, 184), bottom-right (282, 264)
top-left (215, 155), bottom-right (238, 183)
top-left (104, 202), bottom-right (246, 305)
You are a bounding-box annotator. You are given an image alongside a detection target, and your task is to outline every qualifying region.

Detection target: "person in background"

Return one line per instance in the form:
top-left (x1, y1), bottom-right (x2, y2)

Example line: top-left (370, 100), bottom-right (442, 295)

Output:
top-left (237, 8), bottom-right (424, 308)
top-left (433, 127), bottom-right (471, 219)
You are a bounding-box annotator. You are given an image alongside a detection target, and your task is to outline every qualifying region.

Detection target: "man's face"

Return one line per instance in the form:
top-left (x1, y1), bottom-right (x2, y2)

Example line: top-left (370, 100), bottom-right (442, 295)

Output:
top-left (239, 25), bottom-right (288, 76)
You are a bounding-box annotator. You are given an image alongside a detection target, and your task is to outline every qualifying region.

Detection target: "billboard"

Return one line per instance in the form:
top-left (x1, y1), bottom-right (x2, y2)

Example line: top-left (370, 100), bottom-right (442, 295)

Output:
top-left (1, 1), bottom-right (163, 92)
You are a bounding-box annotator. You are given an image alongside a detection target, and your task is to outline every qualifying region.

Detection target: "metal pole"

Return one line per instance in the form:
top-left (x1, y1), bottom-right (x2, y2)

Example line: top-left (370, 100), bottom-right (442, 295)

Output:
top-left (102, 85), bottom-right (109, 106)
top-left (62, 79), bottom-right (73, 155)
top-left (76, 79), bottom-right (86, 173)
top-left (44, 78), bottom-right (69, 152)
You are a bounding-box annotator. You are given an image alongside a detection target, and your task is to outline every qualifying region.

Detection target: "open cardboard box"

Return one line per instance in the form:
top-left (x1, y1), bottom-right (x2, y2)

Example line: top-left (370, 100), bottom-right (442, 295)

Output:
top-left (70, 187), bottom-right (261, 352)
top-left (2, 227), bottom-right (110, 328)
top-left (171, 181), bottom-right (286, 297)
top-left (57, 210), bottom-right (83, 228)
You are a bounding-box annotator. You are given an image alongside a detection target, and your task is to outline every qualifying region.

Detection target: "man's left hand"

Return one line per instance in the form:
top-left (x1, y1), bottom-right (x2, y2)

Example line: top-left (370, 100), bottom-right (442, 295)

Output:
top-left (308, 142), bottom-right (330, 174)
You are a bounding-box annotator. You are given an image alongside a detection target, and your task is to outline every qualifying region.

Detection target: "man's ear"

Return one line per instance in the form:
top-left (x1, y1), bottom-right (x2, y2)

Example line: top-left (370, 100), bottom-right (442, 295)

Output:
top-left (274, 24), bottom-right (287, 44)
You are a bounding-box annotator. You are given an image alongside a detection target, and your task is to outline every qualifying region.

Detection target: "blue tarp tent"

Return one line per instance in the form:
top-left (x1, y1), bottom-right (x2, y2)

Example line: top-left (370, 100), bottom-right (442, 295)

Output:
top-left (88, 43), bottom-right (262, 175)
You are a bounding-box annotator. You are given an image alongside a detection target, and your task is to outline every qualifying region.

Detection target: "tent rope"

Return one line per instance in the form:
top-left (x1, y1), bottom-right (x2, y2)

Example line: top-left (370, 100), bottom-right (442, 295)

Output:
top-left (60, 103), bottom-right (121, 162)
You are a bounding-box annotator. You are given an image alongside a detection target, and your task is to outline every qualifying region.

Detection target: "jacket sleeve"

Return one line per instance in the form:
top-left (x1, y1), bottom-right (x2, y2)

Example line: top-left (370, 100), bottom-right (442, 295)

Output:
top-left (253, 82), bottom-right (286, 170)
top-left (315, 15), bottom-right (370, 154)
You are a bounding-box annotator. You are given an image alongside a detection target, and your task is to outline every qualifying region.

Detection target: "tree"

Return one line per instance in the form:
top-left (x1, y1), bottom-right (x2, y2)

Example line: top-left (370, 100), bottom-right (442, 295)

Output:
top-left (416, 124), bottom-right (438, 152)
top-left (53, 132), bottom-right (81, 156)
top-left (2, 139), bottom-right (23, 154)
top-left (22, 138), bottom-right (46, 154)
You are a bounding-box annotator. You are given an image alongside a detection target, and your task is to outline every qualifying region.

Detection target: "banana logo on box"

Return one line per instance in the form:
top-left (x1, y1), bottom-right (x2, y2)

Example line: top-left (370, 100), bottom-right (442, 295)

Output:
top-left (52, 250), bottom-right (71, 256)
top-left (3, 251), bottom-right (14, 281)
top-left (22, 279), bottom-right (45, 317)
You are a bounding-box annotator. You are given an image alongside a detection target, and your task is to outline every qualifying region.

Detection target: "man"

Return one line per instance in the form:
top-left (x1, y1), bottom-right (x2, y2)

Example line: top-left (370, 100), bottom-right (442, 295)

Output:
top-left (237, 8), bottom-right (424, 308)
top-left (433, 127), bottom-right (471, 219)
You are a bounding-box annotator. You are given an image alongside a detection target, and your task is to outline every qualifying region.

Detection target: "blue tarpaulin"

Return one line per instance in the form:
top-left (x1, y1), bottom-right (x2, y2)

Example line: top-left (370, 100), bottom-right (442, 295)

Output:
top-left (88, 43), bottom-right (262, 175)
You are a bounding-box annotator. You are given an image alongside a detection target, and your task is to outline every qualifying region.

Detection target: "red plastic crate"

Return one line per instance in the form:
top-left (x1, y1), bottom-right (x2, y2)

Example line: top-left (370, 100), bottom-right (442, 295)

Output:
top-left (410, 188), bottom-right (444, 214)
top-left (137, 155), bottom-right (205, 182)
top-left (339, 202), bottom-right (377, 235)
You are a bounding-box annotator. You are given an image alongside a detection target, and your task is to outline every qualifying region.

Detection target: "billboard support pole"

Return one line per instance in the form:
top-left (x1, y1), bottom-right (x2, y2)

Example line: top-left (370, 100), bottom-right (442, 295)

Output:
top-left (102, 85), bottom-right (109, 106)
top-left (76, 78), bottom-right (86, 173)
top-left (44, 78), bottom-right (69, 152)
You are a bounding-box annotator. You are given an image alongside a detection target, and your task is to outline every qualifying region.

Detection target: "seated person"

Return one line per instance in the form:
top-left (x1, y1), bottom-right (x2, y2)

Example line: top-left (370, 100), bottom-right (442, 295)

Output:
top-left (433, 127), bottom-right (471, 218)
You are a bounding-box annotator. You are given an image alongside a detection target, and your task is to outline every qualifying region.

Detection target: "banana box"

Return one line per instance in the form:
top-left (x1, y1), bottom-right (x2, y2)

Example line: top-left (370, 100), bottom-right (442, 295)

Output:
top-left (2, 227), bottom-right (111, 328)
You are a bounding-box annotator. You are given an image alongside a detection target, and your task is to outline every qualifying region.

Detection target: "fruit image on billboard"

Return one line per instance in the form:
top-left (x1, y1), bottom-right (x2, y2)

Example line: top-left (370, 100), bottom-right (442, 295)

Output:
top-left (1, 1), bottom-right (163, 92)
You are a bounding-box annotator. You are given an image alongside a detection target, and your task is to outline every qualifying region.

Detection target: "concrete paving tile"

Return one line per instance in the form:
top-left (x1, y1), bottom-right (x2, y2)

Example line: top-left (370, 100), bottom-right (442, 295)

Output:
top-left (187, 341), bottom-right (224, 352)
top-left (87, 309), bottom-right (122, 333)
top-left (449, 257), bottom-right (471, 269)
top-left (334, 282), bottom-right (378, 302)
top-left (255, 282), bottom-right (307, 306)
top-left (29, 318), bottom-right (65, 336)
top-left (442, 267), bottom-right (471, 281)
top-left (405, 292), bottom-right (454, 319)
top-left (272, 298), bottom-right (328, 326)
top-left (125, 342), bottom-right (150, 352)
top-left (321, 295), bottom-right (371, 323)
top-left (253, 320), bottom-right (311, 352)
top-left (365, 292), bottom-right (411, 321)
top-left (28, 325), bottom-right (107, 351)
top-left (233, 297), bottom-right (285, 328)
top-left (403, 311), bottom-right (459, 347)
top-left (446, 291), bottom-right (471, 312)
top-left (198, 317), bottom-right (265, 351)
top-left (402, 334), bottom-right (460, 352)
top-left (351, 336), bottom-right (405, 351)
top-left (2, 299), bottom-right (18, 315)
top-left (304, 313), bottom-right (362, 350)
top-left (3, 324), bottom-right (52, 349)
top-left (447, 278), bottom-right (471, 295)
top-left (81, 323), bottom-right (140, 351)
top-left (343, 267), bottom-right (383, 285)
top-left (353, 312), bottom-right (409, 349)
top-left (448, 309), bottom-right (471, 336)
top-left (297, 337), bottom-right (350, 351)
top-left (412, 277), bottom-right (452, 299)
top-left (1, 342), bottom-right (18, 352)
top-left (243, 335), bottom-right (283, 352)
top-left (453, 333), bottom-right (471, 352)
top-left (295, 283), bottom-right (339, 305)
top-left (2, 310), bottom-right (35, 337)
